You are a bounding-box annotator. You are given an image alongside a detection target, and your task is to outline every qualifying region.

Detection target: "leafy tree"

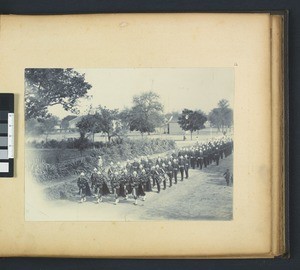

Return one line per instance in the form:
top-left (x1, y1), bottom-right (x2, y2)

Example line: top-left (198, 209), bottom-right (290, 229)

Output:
top-left (25, 68), bottom-right (92, 120)
top-left (95, 107), bottom-right (120, 142)
top-left (127, 91), bottom-right (164, 136)
top-left (76, 114), bottom-right (101, 143)
top-left (208, 99), bottom-right (233, 134)
top-left (178, 109), bottom-right (207, 140)
top-left (37, 116), bottom-right (59, 142)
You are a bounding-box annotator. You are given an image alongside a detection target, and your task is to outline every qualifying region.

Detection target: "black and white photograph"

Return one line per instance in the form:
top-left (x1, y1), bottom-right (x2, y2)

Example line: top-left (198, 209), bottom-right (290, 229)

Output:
top-left (25, 68), bottom-right (234, 221)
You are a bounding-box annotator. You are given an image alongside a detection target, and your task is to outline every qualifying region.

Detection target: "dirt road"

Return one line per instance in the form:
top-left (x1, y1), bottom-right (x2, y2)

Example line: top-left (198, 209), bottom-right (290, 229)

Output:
top-left (26, 155), bottom-right (233, 221)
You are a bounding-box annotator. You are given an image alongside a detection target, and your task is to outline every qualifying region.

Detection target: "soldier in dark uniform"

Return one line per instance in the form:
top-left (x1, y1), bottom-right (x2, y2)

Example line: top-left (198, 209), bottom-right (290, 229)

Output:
top-left (184, 154), bottom-right (189, 179)
top-left (199, 148), bottom-right (204, 169)
top-left (111, 171), bottom-right (121, 204)
top-left (94, 170), bottom-right (110, 203)
top-left (77, 172), bottom-right (92, 203)
top-left (151, 165), bottom-right (161, 193)
top-left (214, 146), bottom-right (220, 165)
top-left (142, 167), bottom-right (152, 192)
top-left (137, 169), bottom-right (147, 201)
top-left (179, 156), bottom-right (185, 181)
top-left (130, 171), bottom-right (140, 205)
top-left (203, 147), bottom-right (208, 168)
top-left (160, 163), bottom-right (167, 190)
top-left (107, 162), bottom-right (115, 178)
top-left (172, 158), bottom-right (179, 184)
top-left (90, 168), bottom-right (98, 194)
top-left (195, 147), bottom-right (200, 168)
top-left (190, 148), bottom-right (196, 169)
top-left (167, 161), bottom-right (173, 187)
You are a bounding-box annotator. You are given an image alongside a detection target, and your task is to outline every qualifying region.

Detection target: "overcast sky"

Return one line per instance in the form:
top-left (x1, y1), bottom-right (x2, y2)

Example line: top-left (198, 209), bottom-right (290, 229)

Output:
top-left (48, 68), bottom-right (234, 118)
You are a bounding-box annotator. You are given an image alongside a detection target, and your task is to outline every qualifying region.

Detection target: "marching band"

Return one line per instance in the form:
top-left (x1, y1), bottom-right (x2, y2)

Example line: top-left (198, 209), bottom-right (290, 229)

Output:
top-left (77, 137), bottom-right (233, 204)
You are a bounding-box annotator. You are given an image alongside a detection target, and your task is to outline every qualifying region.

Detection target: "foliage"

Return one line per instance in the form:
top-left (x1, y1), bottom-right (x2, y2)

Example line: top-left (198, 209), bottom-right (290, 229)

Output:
top-left (25, 68), bottom-right (92, 120)
top-left (27, 138), bottom-right (176, 182)
top-left (25, 116), bottom-right (59, 142)
top-left (76, 114), bottom-right (101, 142)
top-left (126, 91), bottom-right (164, 135)
top-left (177, 109), bottom-right (207, 139)
top-left (208, 99), bottom-right (233, 134)
top-left (95, 106), bottom-right (120, 142)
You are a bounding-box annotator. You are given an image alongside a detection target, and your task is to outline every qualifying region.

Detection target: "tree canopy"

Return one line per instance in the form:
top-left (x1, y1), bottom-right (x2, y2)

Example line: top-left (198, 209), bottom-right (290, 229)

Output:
top-left (178, 109), bottom-right (207, 139)
top-left (126, 91), bottom-right (164, 136)
top-left (208, 99), bottom-right (233, 134)
top-left (25, 68), bottom-right (92, 120)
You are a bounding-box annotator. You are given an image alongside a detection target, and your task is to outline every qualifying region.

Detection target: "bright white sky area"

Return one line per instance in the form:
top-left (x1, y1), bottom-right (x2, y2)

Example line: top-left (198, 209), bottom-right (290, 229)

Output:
top-left (48, 68), bottom-right (234, 118)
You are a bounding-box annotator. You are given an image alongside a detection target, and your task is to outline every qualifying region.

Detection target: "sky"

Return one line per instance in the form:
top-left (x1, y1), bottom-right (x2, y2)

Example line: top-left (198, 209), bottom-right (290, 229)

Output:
top-left (48, 68), bottom-right (234, 118)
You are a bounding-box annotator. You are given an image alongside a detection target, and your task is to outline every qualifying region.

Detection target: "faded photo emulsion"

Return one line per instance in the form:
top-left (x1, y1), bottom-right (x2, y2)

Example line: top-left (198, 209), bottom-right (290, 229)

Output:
top-left (25, 68), bottom-right (234, 221)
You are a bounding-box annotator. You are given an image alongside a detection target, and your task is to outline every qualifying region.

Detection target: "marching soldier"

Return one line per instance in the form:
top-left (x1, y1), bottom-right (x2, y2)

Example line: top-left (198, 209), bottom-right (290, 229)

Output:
top-left (111, 171), bottom-right (121, 204)
top-left (172, 158), bottom-right (179, 184)
top-left (90, 168), bottom-right (98, 193)
top-left (138, 169), bottom-right (147, 201)
top-left (131, 171), bottom-right (140, 205)
top-left (151, 165), bottom-right (161, 193)
top-left (190, 148), bottom-right (196, 169)
top-left (141, 168), bottom-right (152, 192)
top-left (94, 170), bottom-right (110, 203)
top-left (167, 161), bottom-right (173, 187)
top-left (108, 162), bottom-right (115, 178)
top-left (214, 147), bottom-right (220, 166)
top-left (179, 156), bottom-right (185, 181)
top-left (160, 163), bottom-right (167, 190)
top-left (77, 172), bottom-right (91, 203)
top-left (184, 154), bottom-right (189, 179)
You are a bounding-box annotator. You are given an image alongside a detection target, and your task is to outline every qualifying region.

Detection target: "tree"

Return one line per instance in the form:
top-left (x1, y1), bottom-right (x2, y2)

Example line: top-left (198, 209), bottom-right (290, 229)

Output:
top-left (95, 107), bottom-right (120, 142)
top-left (208, 99), bottom-right (233, 134)
top-left (178, 109), bottom-right (207, 140)
top-left (127, 91), bottom-right (164, 136)
top-left (25, 68), bottom-right (92, 120)
top-left (37, 116), bottom-right (59, 142)
top-left (76, 114), bottom-right (101, 143)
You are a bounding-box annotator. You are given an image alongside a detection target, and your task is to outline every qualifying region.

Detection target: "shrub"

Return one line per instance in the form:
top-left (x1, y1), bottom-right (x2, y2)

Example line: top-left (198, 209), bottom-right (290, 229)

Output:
top-left (26, 138), bottom-right (176, 181)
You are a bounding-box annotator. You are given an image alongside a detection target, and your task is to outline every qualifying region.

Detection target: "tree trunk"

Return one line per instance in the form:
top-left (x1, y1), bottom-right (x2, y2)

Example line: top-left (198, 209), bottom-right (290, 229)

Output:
top-left (190, 131), bottom-right (193, 140)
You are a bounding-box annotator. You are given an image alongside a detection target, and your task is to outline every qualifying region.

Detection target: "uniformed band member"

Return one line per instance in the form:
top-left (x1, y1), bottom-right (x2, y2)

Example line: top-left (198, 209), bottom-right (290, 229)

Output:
top-left (94, 170), bottom-right (110, 203)
top-left (172, 159), bottom-right (179, 184)
top-left (167, 161), bottom-right (173, 187)
top-left (184, 154), bottom-right (189, 179)
top-left (179, 156), bottom-right (185, 181)
top-left (151, 165), bottom-right (161, 193)
top-left (77, 172), bottom-right (92, 203)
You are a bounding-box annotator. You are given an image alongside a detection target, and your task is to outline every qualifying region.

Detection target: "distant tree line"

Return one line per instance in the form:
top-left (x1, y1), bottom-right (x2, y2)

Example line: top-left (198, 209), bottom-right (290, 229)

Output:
top-left (25, 68), bottom-right (233, 143)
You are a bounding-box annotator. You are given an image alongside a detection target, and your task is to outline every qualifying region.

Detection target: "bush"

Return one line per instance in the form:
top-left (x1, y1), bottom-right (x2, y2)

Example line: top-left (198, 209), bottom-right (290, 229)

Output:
top-left (26, 138), bottom-right (176, 181)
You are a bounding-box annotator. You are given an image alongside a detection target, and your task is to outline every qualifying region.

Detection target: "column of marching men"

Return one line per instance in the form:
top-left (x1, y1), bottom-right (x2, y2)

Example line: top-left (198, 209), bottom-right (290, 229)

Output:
top-left (76, 137), bottom-right (233, 205)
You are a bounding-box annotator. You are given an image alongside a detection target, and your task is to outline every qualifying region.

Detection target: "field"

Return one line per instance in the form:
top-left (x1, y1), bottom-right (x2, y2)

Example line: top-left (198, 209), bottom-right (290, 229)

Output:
top-left (26, 128), bottom-right (229, 143)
